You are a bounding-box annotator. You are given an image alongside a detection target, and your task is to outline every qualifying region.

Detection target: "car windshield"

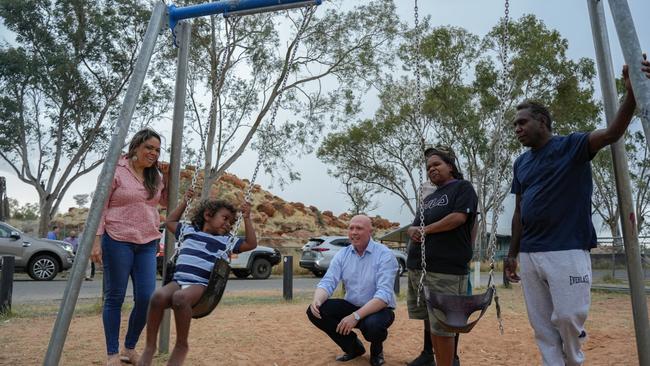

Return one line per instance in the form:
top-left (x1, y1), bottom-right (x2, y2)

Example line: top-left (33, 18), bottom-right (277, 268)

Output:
top-left (306, 240), bottom-right (323, 247)
top-left (0, 222), bottom-right (21, 233)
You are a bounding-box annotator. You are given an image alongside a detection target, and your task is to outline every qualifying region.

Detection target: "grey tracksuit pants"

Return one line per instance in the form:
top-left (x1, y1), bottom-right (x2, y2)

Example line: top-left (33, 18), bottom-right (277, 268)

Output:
top-left (520, 250), bottom-right (591, 366)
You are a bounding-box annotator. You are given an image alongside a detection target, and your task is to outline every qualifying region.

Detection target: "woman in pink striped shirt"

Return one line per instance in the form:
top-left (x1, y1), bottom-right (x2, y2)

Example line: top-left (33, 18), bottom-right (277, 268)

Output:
top-left (91, 129), bottom-right (168, 366)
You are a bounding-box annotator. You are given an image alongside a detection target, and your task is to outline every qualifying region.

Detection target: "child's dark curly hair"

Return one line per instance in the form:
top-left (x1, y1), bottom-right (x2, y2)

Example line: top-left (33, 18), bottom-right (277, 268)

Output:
top-left (190, 199), bottom-right (237, 231)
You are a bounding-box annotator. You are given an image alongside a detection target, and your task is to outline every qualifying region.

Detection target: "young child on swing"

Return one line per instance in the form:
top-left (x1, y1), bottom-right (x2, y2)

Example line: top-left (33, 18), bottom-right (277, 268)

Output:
top-left (138, 189), bottom-right (257, 366)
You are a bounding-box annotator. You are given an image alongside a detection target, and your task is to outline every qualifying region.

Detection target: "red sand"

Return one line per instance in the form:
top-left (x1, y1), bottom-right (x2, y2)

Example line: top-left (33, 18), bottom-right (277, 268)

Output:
top-left (0, 287), bottom-right (643, 365)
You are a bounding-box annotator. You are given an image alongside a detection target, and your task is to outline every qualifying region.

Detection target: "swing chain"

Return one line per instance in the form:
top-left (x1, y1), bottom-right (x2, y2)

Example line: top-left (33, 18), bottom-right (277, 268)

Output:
top-left (486, 0), bottom-right (510, 335)
top-left (181, 17), bottom-right (237, 223)
top-left (412, 0), bottom-right (429, 307)
top-left (226, 5), bottom-right (317, 248)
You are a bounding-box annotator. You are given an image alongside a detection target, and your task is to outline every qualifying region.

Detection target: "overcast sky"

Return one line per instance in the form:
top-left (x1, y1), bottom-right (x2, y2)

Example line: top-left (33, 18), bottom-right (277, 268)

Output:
top-left (1, 0), bottom-right (649, 232)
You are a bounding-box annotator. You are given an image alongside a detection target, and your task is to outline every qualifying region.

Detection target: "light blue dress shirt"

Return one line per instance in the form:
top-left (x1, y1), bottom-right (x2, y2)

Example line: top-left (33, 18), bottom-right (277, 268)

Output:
top-left (317, 239), bottom-right (398, 308)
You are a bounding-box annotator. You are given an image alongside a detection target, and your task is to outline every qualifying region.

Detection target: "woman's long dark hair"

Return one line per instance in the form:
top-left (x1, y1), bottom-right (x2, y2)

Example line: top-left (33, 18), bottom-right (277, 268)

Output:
top-left (127, 129), bottom-right (162, 200)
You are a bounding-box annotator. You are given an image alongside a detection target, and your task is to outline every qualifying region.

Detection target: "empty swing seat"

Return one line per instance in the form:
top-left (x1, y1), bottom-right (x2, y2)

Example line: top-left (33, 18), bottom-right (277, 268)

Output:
top-left (423, 286), bottom-right (494, 334)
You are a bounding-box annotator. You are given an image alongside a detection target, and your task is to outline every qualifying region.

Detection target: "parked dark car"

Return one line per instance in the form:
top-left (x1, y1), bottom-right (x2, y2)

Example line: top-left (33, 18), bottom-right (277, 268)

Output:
top-left (0, 221), bottom-right (75, 280)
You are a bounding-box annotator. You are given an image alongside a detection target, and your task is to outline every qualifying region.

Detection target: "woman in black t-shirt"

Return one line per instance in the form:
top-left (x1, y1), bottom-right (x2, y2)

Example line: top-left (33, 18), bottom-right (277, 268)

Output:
top-left (406, 146), bottom-right (478, 366)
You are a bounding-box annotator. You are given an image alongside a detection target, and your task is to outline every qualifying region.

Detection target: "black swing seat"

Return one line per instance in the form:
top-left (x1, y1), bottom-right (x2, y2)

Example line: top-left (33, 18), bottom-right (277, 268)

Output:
top-left (163, 254), bottom-right (231, 319)
top-left (191, 258), bottom-right (231, 319)
top-left (423, 286), bottom-right (494, 334)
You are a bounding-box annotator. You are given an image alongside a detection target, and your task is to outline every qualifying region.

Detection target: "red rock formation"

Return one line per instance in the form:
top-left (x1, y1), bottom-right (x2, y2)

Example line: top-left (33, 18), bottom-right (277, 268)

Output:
top-left (52, 167), bottom-right (400, 246)
top-left (257, 202), bottom-right (276, 217)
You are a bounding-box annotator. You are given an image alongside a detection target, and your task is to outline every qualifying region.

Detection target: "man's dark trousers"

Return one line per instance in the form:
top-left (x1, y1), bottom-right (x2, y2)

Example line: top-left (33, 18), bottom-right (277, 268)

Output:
top-left (307, 298), bottom-right (395, 356)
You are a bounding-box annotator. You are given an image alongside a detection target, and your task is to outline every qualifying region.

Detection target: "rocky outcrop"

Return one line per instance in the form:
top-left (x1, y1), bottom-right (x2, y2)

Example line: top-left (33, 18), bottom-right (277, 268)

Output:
top-left (52, 167), bottom-right (400, 244)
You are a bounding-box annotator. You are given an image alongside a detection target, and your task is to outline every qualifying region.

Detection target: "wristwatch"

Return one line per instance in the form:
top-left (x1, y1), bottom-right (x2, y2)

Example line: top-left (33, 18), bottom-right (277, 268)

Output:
top-left (352, 311), bottom-right (361, 321)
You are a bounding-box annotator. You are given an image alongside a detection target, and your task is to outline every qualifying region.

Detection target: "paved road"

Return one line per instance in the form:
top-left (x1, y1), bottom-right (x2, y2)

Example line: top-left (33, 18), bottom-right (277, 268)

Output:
top-left (9, 269), bottom-right (644, 304)
top-left (11, 272), bottom-right (508, 304)
top-left (10, 275), bottom-right (323, 304)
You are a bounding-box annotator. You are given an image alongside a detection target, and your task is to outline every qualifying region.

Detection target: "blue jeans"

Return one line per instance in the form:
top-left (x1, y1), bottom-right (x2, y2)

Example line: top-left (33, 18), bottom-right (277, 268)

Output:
top-left (101, 234), bottom-right (157, 355)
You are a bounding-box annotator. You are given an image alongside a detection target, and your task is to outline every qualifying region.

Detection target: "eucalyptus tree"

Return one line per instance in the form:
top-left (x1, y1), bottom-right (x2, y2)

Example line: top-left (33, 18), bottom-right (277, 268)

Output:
top-left (319, 15), bottom-right (600, 251)
top-left (627, 131), bottom-right (650, 235)
top-left (592, 129), bottom-right (650, 238)
top-left (169, 1), bottom-right (400, 197)
top-left (436, 15), bottom-right (600, 252)
top-left (341, 173), bottom-right (380, 215)
top-left (0, 0), bottom-right (170, 235)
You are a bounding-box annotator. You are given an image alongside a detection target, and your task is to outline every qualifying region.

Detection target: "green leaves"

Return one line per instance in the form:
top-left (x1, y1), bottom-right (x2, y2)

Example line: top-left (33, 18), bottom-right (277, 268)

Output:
top-left (319, 13), bottom-right (601, 225)
top-left (0, 0), bottom-right (168, 234)
top-left (179, 1), bottom-right (401, 193)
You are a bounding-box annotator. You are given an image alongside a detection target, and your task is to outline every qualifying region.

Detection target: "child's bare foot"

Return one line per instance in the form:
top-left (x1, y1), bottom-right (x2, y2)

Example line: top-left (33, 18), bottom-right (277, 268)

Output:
top-left (166, 344), bottom-right (189, 366)
top-left (137, 346), bottom-right (156, 366)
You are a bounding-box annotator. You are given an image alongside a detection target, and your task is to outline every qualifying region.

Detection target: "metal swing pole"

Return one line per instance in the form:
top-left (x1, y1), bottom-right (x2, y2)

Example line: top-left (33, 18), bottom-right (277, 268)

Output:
top-left (167, 0), bottom-right (322, 31)
top-left (158, 19), bottom-right (192, 354)
top-left (607, 0), bottom-right (650, 152)
top-left (43, 2), bottom-right (167, 365)
top-left (587, 2), bottom-right (650, 365)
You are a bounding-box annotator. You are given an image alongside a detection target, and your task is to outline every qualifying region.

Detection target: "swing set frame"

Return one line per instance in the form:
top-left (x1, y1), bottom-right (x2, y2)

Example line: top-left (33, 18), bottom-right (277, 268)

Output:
top-left (43, 0), bottom-right (650, 365)
top-left (43, 1), bottom-right (320, 364)
top-left (411, 0), bottom-right (650, 363)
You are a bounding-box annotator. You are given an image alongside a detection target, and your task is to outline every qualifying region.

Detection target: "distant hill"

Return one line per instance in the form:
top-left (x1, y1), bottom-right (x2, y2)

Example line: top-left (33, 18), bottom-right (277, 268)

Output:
top-left (53, 165), bottom-right (399, 246)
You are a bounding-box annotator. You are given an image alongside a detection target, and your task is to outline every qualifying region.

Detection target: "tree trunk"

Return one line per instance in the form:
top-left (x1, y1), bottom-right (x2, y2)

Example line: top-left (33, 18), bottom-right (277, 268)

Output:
top-left (37, 192), bottom-right (60, 238)
top-left (38, 200), bottom-right (53, 238)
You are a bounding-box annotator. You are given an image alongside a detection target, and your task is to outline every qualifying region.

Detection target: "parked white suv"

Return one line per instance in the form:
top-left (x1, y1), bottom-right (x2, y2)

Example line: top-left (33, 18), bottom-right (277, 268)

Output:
top-left (229, 245), bottom-right (282, 279)
top-left (157, 228), bottom-right (281, 280)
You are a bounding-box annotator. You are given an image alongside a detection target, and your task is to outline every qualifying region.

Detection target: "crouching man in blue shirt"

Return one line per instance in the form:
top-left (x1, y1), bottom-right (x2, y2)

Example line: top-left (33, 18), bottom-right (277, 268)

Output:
top-left (307, 215), bottom-right (398, 366)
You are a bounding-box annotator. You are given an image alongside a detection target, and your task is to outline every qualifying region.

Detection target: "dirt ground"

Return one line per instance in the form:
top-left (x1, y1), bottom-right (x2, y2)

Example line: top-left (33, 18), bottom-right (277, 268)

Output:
top-left (0, 286), bottom-right (644, 365)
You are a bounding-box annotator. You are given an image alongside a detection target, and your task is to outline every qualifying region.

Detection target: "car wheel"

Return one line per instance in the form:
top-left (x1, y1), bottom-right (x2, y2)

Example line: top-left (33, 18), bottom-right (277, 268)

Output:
top-left (312, 270), bottom-right (325, 278)
top-left (28, 254), bottom-right (60, 281)
top-left (232, 269), bottom-right (250, 279)
top-left (251, 258), bottom-right (272, 279)
top-left (398, 259), bottom-right (406, 277)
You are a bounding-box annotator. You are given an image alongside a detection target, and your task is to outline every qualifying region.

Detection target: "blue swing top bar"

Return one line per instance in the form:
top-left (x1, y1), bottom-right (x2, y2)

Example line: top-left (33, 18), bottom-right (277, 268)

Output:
top-left (169, 0), bottom-right (322, 31)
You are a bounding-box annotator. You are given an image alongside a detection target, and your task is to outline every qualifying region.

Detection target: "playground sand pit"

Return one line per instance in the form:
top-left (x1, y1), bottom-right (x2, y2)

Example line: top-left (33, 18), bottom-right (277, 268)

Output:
top-left (0, 287), bottom-right (643, 365)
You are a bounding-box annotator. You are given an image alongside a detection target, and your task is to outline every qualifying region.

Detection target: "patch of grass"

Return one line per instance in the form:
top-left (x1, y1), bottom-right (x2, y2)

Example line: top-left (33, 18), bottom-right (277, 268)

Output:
top-left (269, 249), bottom-right (312, 276)
top-left (395, 290), bottom-right (407, 302)
top-left (0, 298), bottom-right (128, 320)
top-left (2, 292), bottom-right (316, 322)
top-left (331, 283), bottom-right (345, 298)
top-left (221, 291), bottom-right (312, 306)
top-left (600, 273), bottom-right (624, 284)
